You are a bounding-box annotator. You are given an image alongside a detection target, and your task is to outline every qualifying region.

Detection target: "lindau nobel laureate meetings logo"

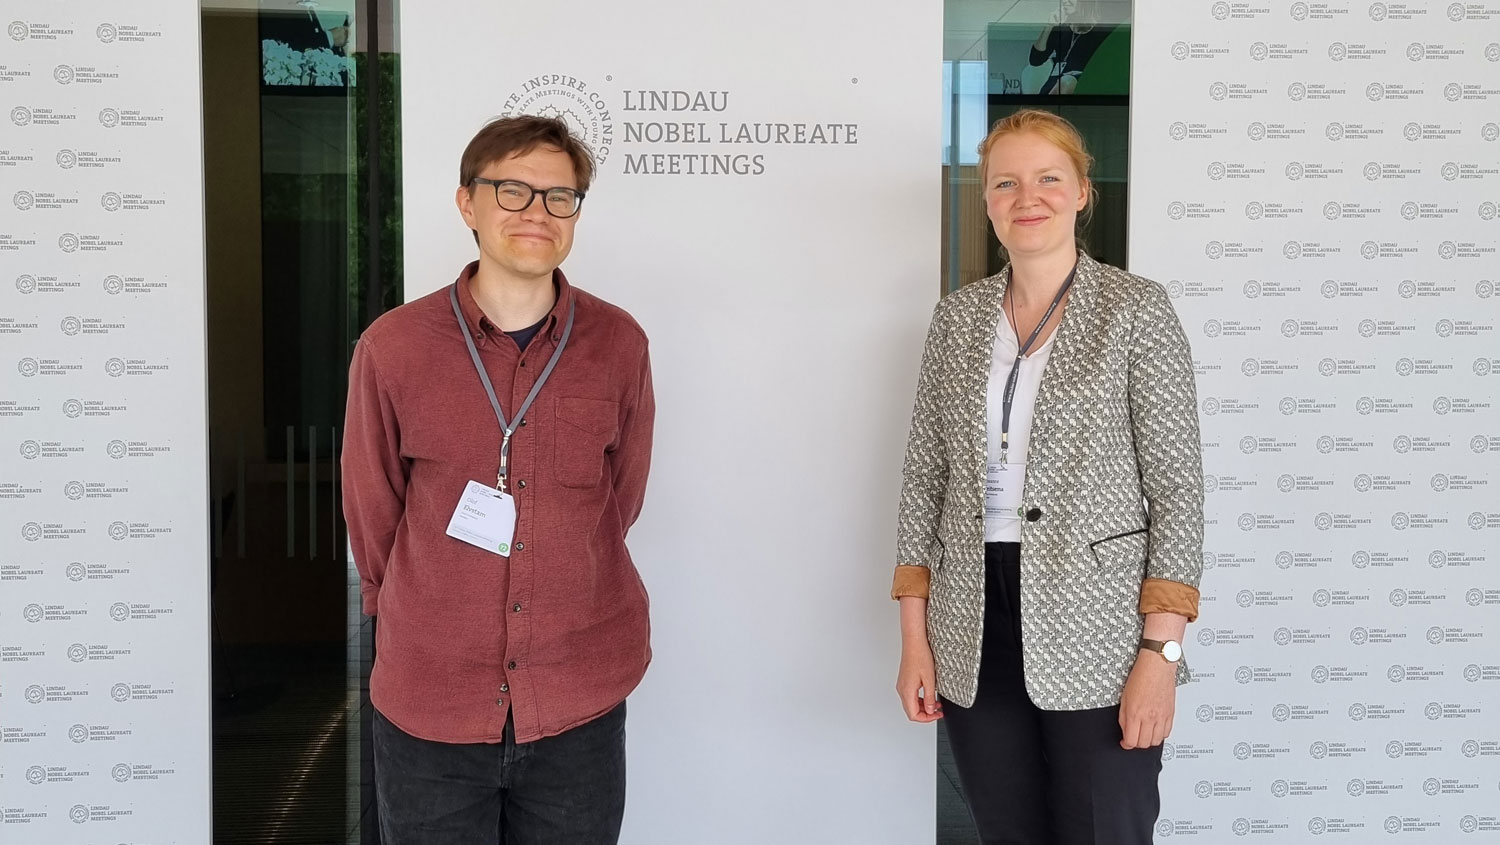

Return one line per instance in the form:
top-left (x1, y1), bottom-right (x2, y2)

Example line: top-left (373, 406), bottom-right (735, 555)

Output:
top-left (502, 74), bottom-right (613, 165)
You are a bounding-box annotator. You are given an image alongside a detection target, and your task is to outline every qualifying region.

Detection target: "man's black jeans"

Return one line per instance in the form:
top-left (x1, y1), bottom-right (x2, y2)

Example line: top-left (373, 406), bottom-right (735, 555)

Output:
top-left (373, 701), bottom-right (626, 845)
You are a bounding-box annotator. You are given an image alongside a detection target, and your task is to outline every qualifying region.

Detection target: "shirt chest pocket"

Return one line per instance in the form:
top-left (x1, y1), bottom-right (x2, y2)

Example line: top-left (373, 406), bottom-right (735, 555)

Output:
top-left (554, 397), bottom-right (619, 488)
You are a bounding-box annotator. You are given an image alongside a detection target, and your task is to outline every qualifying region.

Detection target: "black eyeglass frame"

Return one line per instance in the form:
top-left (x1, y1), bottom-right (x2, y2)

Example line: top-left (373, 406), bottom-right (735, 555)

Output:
top-left (471, 177), bottom-right (586, 219)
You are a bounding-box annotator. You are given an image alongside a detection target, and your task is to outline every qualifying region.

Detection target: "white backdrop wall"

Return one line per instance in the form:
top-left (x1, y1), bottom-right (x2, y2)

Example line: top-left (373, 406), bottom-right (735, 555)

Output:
top-left (1131, 2), bottom-right (1500, 840)
top-left (400, 1), bottom-right (940, 842)
top-left (0, 2), bottom-right (212, 842)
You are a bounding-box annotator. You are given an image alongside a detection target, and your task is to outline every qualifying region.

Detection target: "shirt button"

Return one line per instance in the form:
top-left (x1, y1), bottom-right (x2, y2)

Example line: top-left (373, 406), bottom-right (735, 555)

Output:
top-left (517, 480), bottom-right (526, 489)
top-left (1025, 507), bottom-right (1043, 522)
top-left (500, 683), bottom-right (509, 692)
top-left (520, 418), bottom-right (527, 427)
top-left (515, 542), bottom-right (524, 551)
top-left (508, 661), bottom-right (517, 670)
top-left (496, 698), bottom-right (504, 706)
top-left (513, 603), bottom-right (522, 612)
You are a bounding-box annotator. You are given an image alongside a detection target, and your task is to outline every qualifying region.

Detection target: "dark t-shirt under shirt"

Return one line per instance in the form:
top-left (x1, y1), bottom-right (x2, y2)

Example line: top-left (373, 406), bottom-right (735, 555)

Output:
top-left (506, 315), bottom-right (548, 351)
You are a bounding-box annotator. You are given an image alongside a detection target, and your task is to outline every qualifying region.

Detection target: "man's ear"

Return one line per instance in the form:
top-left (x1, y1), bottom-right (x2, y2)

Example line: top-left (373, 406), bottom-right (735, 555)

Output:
top-left (456, 184), bottom-right (477, 230)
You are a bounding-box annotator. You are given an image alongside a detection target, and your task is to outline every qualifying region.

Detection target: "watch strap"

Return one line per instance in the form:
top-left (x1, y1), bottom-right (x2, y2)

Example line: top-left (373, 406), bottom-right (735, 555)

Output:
top-left (1139, 637), bottom-right (1182, 662)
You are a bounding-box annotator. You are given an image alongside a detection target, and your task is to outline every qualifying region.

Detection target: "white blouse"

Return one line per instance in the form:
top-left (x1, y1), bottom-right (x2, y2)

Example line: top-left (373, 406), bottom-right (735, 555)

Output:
top-left (984, 311), bottom-right (1055, 543)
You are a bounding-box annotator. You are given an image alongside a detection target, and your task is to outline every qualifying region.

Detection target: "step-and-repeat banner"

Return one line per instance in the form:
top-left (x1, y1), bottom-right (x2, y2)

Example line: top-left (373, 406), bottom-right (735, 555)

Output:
top-left (400, 1), bottom-right (939, 841)
top-left (1, 3), bottom-right (210, 841)
top-left (1132, 2), bottom-right (1499, 840)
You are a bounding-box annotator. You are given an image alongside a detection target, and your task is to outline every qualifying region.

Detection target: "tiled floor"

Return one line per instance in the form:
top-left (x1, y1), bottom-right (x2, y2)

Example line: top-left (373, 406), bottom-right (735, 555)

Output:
top-left (211, 584), bottom-right (376, 844)
top-left (213, 625), bottom-right (976, 844)
top-left (212, 644), bottom-right (366, 843)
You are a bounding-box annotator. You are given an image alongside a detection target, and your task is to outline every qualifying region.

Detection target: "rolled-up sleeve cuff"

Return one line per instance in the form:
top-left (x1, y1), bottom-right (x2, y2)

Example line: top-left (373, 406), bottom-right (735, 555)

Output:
top-left (1139, 578), bottom-right (1199, 622)
top-left (891, 565), bottom-right (930, 600)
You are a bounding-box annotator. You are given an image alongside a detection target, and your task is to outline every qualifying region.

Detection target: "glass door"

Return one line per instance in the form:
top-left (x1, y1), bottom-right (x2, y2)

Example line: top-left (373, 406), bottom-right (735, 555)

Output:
top-left (200, 0), bottom-right (400, 840)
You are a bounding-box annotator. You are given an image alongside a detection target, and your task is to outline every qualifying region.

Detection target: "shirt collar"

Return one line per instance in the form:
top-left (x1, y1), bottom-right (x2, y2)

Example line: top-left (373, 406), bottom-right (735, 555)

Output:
top-left (453, 261), bottom-right (575, 345)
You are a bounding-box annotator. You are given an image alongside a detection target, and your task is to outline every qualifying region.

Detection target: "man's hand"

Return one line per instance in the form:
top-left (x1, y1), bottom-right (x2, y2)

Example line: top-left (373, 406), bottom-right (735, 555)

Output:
top-left (1118, 650), bottom-right (1176, 749)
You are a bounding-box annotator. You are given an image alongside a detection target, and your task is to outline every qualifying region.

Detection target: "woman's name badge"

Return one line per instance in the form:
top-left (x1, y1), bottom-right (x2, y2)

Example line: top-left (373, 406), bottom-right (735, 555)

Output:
top-left (985, 461), bottom-right (1026, 520)
top-left (445, 479), bottom-right (517, 557)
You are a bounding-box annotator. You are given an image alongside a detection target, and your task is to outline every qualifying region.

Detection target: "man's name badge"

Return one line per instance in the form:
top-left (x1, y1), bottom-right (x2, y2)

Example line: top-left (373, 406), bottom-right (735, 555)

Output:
top-left (446, 479), bottom-right (517, 557)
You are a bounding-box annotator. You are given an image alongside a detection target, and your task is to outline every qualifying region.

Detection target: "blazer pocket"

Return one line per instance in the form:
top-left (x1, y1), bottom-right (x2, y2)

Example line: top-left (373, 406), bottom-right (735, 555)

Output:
top-left (554, 397), bottom-right (619, 489)
top-left (1088, 527), bottom-right (1148, 571)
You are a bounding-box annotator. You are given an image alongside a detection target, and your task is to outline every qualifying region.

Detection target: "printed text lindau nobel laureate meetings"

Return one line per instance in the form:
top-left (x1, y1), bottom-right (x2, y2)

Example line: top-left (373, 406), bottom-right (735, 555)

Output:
top-left (620, 88), bottom-right (860, 175)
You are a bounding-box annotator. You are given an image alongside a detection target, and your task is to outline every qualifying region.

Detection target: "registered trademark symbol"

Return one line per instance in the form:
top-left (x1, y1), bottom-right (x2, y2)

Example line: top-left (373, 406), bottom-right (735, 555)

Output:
top-left (851, 77), bottom-right (859, 84)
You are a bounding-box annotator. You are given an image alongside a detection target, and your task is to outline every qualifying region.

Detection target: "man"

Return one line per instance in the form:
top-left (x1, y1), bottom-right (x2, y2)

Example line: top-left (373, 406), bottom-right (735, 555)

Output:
top-left (342, 115), bottom-right (654, 844)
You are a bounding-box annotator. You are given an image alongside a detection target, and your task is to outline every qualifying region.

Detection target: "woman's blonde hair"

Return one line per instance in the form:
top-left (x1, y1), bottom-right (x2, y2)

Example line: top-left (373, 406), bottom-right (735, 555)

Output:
top-left (977, 109), bottom-right (1099, 225)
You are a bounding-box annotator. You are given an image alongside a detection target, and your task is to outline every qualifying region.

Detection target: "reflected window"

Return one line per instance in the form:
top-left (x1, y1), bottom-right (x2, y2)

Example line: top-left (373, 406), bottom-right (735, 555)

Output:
top-left (942, 61), bottom-right (988, 166)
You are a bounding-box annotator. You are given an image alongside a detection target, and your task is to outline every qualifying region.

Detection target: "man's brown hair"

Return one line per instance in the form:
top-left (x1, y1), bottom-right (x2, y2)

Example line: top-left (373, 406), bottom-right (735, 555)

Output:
top-left (458, 115), bottom-right (596, 193)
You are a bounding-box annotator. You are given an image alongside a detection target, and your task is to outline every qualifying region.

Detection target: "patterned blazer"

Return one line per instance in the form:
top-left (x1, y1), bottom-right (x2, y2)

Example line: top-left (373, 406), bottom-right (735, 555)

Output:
top-left (897, 252), bottom-right (1203, 710)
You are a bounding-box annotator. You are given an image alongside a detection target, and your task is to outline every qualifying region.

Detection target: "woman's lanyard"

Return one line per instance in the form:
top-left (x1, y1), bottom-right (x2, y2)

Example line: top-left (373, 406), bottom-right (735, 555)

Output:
top-left (450, 284), bottom-right (576, 493)
top-left (998, 266), bottom-right (1075, 464)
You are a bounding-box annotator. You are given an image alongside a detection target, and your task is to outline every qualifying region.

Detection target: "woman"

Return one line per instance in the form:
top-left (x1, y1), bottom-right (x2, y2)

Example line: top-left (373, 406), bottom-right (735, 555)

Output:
top-left (892, 110), bottom-right (1203, 844)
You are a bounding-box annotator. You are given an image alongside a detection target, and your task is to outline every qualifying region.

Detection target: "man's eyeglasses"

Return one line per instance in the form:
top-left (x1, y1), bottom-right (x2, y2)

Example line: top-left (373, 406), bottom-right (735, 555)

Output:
top-left (472, 178), bottom-right (585, 219)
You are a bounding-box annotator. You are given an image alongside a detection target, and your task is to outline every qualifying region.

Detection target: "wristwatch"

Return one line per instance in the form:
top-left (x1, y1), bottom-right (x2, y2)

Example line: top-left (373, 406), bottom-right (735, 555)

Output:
top-left (1140, 638), bottom-right (1183, 663)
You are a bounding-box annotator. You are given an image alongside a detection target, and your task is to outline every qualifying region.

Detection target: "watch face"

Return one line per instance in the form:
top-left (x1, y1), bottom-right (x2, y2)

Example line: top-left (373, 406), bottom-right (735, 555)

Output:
top-left (1162, 641), bottom-right (1184, 662)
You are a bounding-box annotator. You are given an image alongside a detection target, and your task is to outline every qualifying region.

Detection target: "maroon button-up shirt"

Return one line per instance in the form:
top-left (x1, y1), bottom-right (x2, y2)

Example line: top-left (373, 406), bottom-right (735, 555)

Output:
top-left (342, 262), bottom-right (653, 743)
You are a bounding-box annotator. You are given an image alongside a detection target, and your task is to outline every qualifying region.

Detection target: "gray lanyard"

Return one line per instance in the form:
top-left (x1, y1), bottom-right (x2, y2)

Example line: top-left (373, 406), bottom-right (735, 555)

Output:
top-left (998, 266), bottom-right (1074, 464)
top-left (450, 284), bottom-right (575, 493)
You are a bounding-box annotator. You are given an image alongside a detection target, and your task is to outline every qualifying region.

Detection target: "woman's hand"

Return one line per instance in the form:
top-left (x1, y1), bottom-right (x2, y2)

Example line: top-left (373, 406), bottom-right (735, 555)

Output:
top-left (1120, 613), bottom-right (1188, 748)
top-left (896, 595), bottom-right (943, 722)
top-left (896, 641), bottom-right (944, 722)
top-left (1118, 651), bottom-right (1175, 748)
